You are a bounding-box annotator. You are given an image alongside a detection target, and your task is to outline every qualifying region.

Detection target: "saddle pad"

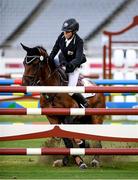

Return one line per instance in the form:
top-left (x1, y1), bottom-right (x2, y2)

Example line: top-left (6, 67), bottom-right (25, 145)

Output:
top-left (82, 92), bottom-right (95, 98)
top-left (81, 78), bottom-right (95, 98)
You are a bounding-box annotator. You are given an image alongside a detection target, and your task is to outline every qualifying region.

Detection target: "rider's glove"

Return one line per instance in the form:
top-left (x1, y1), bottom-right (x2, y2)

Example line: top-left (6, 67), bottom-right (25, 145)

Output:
top-left (61, 65), bottom-right (66, 71)
top-left (65, 63), bottom-right (75, 73)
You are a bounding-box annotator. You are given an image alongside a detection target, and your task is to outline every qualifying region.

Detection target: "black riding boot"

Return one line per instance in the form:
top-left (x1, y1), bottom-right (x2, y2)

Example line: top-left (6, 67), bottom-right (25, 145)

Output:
top-left (72, 93), bottom-right (88, 107)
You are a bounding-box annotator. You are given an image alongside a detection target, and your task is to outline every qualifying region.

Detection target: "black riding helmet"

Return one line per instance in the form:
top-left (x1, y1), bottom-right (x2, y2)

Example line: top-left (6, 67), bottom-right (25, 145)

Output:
top-left (62, 18), bottom-right (79, 32)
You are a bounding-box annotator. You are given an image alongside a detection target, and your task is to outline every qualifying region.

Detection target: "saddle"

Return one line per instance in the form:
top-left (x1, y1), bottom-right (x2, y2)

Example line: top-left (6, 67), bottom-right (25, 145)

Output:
top-left (57, 67), bottom-right (95, 100)
top-left (57, 67), bottom-right (83, 86)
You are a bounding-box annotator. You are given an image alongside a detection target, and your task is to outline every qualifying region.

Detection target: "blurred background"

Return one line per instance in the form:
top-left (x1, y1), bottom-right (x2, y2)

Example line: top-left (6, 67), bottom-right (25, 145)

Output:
top-left (0, 0), bottom-right (138, 78)
top-left (0, 0), bottom-right (138, 77)
top-left (0, 0), bottom-right (138, 54)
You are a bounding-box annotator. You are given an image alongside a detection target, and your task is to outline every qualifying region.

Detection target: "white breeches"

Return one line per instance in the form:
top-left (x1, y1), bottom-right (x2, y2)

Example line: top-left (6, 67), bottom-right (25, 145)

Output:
top-left (68, 68), bottom-right (80, 86)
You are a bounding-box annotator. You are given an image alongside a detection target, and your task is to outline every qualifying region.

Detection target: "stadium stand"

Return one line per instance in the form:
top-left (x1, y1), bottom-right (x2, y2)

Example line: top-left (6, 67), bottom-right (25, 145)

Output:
top-left (0, 0), bottom-right (40, 45)
top-left (1, 0), bottom-right (126, 54)
top-left (0, 0), bottom-right (137, 77)
top-left (87, 0), bottom-right (138, 56)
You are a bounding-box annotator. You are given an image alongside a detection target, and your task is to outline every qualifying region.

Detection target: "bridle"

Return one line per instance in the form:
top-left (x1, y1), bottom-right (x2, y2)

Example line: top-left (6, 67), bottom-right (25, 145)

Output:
top-left (23, 47), bottom-right (60, 86)
top-left (23, 46), bottom-right (47, 86)
top-left (23, 47), bottom-right (67, 103)
top-left (24, 55), bottom-right (44, 64)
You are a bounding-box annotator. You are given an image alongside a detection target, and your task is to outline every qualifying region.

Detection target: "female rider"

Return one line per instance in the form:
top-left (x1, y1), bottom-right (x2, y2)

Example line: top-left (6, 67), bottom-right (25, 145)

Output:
top-left (50, 18), bottom-right (88, 107)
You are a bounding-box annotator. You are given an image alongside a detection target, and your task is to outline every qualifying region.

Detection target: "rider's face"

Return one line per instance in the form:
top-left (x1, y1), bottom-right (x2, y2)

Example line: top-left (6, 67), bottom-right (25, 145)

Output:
top-left (64, 31), bottom-right (73, 39)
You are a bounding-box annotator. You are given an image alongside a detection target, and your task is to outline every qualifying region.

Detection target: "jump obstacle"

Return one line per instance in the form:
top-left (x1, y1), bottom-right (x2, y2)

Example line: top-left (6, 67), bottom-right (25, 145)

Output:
top-left (0, 85), bottom-right (138, 156)
top-left (0, 79), bottom-right (138, 85)
top-left (1, 101), bottom-right (138, 109)
top-left (0, 79), bottom-right (22, 85)
top-left (0, 74), bottom-right (99, 79)
top-left (91, 79), bottom-right (138, 85)
top-left (0, 92), bottom-right (137, 97)
top-left (0, 86), bottom-right (138, 93)
top-left (0, 108), bottom-right (138, 115)
top-left (0, 125), bottom-right (138, 142)
top-left (0, 74), bottom-right (22, 79)
top-left (0, 148), bottom-right (138, 155)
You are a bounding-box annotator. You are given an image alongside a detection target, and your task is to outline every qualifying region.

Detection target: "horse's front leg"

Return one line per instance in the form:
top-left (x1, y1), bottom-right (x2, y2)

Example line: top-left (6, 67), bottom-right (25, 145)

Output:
top-left (62, 137), bottom-right (87, 169)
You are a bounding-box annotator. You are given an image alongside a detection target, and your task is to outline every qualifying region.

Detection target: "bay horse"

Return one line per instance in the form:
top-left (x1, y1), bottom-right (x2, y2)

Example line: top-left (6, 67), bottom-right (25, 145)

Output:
top-left (21, 43), bottom-right (105, 169)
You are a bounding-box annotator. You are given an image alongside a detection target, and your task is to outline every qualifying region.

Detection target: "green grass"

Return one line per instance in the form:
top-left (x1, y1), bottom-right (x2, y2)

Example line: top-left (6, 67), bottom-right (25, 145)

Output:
top-left (0, 116), bottom-right (138, 179)
top-left (0, 159), bottom-right (138, 179)
top-left (0, 115), bottom-right (48, 123)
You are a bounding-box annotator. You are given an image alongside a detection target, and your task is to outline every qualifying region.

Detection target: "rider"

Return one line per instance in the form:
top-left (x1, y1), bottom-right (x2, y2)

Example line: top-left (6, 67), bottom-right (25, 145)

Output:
top-left (49, 18), bottom-right (88, 107)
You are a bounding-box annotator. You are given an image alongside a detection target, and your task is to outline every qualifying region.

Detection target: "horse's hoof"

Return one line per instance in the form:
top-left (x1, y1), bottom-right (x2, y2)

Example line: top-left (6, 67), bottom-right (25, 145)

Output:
top-left (90, 159), bottom-right (100, 168)
top-left (79, 163), bottom-right (87, 169)
top-left (52, 159), bottom-right (63, 167)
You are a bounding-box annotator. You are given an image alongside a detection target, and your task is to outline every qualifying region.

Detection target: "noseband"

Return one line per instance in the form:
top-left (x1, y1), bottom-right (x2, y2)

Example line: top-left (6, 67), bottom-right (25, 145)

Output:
top-left (24, 55), bottom-right (44, 64)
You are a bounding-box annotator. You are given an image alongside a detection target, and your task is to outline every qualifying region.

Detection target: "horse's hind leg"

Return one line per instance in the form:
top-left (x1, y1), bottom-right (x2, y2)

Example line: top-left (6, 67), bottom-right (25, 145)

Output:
top-left (63, 116), bottom-right (87, 169)
top-left (52, 138), bottom-right (72, 167)
top-left (62, 138), bottom-right (73, 166)
top-left (53, 137), bottom-right (87, 169)
top-left (90, 115), bottom-right (103, 167)
top-left (91, 140), bottom-right (102, 167)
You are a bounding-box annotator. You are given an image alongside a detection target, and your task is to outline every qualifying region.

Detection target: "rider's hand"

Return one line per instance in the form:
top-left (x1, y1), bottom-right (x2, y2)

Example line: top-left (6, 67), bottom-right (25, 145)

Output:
top-left (61, 65), bottom-right (66, 71)
top-left (65, 63), bottom-right (75, 73)
top-left (61, 61), bottom-right (67, 66)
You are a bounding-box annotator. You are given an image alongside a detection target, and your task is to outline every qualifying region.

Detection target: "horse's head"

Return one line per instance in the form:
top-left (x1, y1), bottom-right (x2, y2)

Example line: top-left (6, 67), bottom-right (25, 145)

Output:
top-left (21, 43), bottom-right (49, 86)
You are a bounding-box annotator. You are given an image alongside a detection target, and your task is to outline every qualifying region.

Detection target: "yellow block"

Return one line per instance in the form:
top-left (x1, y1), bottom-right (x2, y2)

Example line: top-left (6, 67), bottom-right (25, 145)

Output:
top-left (15, 99), bottom-right (39, 108)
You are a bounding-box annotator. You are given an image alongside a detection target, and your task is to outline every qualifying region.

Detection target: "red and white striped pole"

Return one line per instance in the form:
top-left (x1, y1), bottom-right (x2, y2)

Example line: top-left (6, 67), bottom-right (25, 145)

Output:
top-left (0, 148), bottom-right (138, 155)
top-left (0, 108), bottom-right (138, 115)
top-left (0, 86), bottom-right (138, 93)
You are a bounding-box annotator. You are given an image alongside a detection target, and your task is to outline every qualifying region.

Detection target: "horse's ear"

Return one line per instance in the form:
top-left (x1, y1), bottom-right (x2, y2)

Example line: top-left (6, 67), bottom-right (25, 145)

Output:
top-left (20, 43), bottom-right (31, 52)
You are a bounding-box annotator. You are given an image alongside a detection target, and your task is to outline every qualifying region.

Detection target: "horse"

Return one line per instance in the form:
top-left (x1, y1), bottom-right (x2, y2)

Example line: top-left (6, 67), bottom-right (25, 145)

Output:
top-left (21, 43), bottom-right (105, 169)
